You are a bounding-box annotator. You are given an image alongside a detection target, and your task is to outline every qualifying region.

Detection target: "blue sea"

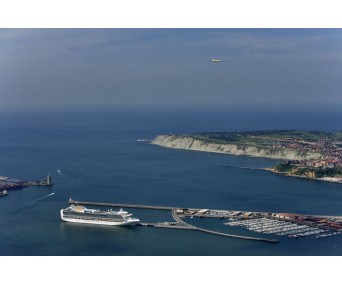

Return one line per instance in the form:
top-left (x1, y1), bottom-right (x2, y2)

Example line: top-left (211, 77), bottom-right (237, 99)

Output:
top-left (1, 109), bottom-right (342, 256)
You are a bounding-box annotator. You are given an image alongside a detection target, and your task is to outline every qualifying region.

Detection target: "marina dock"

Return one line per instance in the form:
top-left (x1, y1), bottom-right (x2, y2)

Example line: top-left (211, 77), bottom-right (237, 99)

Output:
top-left (68, 199), bottom-right (342, 242)
top-left (69, 199), bottom-right (279, 243)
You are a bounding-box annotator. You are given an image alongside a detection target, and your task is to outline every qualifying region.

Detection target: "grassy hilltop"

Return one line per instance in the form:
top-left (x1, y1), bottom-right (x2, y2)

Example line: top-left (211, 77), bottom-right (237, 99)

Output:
top-left (192, 130), bottom-right (342, 146)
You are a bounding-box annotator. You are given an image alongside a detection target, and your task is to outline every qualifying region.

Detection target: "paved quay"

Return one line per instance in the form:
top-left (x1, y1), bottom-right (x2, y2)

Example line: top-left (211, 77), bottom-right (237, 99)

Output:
top-left (69, 200), bottom-right (342, 242)
top-left (69, 200), bottom-right (279, 243)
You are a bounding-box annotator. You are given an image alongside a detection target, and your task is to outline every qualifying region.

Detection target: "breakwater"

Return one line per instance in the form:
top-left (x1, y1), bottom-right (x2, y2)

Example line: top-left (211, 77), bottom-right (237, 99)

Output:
top-left (69, 200), bottom-right (279, 243)
top-left (0, 175), bottom-right (52, 191)
top-left (69, 199), bottom-right (342, 243)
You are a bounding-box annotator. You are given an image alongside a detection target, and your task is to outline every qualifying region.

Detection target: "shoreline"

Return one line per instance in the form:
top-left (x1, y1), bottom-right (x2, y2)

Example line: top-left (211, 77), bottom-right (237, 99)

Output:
top-left (224, 165), bottom-right (342, 184)
top-left (262, 168), bottom-right (342, 184)
top-left (151, 135), bottom-right (321, 161)
top-left (151, 135), bottom-right (341, 185)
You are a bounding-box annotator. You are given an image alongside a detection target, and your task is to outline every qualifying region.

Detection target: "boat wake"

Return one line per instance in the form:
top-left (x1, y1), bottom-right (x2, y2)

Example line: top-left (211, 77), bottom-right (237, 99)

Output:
top-left (1, 193), bottom-right (55, 214)
top-left (57, 169), bottom-right (82, 185)
top-left (21, 192), bottom-right (55, 209)
top-left (32, 192), bottom-right (55, 203)
top-left (224, 165), bottom-right (264, 171)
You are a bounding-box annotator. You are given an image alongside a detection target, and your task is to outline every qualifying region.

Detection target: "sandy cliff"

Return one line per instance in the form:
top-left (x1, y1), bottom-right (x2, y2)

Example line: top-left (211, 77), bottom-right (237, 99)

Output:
top-left (151, 135), bottom-right (321, 160)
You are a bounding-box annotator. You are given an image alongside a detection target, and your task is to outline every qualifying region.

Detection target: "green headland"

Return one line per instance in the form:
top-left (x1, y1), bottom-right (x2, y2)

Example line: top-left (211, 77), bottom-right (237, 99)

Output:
top-left (152, 130), bottom-right (342, 183)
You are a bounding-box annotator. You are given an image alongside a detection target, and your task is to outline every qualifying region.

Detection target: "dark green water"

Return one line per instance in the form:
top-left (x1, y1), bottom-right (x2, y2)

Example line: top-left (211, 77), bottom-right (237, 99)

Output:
top-left (1, 109), bottom-right (342, 255)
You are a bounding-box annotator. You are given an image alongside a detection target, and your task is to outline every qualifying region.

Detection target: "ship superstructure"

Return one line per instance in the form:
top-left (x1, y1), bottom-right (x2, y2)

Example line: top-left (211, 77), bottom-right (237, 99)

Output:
top-left (60, 205), bottom-right (140, 226)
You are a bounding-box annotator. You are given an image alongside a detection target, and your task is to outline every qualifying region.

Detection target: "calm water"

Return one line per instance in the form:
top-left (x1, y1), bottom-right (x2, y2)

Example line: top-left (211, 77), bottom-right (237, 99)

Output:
top-left (1, 109), bottom-right (342, 255)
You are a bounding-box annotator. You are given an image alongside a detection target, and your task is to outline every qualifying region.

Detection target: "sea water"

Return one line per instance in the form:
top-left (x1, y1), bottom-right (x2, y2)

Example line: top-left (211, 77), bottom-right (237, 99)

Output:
top-left (0, 109), bottom-right (342, 256)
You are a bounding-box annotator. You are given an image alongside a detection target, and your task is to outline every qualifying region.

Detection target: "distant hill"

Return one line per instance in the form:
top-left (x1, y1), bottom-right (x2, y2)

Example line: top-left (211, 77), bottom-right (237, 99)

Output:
top-left (152, 130), bottom-right (342, 183)
top-left (194, 130), bottom-right (342, 143)
top-left (150, 130), bottom-right (338, 160)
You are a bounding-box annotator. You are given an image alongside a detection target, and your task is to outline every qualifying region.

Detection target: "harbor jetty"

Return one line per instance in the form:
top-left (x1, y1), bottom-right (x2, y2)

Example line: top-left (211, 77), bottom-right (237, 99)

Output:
top-left (23, 174), bottom-right (53, 187)
top-left (0, 175), bottom-right (53, 191)
top-left (69, 199), bottom-right (342, 242)
top-left (69, 199), bottom-right (278, 243)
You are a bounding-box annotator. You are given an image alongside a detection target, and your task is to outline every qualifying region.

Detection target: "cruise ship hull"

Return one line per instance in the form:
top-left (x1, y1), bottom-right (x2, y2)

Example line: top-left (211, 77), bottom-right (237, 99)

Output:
top-left (60, 209), bottom-right (140, 226)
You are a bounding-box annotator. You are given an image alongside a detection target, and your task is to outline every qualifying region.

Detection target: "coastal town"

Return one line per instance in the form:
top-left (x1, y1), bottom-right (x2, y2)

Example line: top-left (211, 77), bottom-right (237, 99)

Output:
top-left (251, 131), bottom-right (342, 182)
top-left (152, 130), bottom-right (342, 183)
top-left (246, 131), bottom-right (342, 165)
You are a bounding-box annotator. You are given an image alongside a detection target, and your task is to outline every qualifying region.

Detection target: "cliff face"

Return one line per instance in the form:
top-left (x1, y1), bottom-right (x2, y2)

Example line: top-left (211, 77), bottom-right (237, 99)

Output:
top-left (151, 135), bottom-right (322, 160)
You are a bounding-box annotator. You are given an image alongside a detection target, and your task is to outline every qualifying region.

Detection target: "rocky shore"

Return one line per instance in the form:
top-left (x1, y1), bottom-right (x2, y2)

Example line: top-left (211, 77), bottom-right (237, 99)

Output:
top-left (263, 168), bottom-right (342, 184)
top-left (151, 134), bottom-right (321, 160)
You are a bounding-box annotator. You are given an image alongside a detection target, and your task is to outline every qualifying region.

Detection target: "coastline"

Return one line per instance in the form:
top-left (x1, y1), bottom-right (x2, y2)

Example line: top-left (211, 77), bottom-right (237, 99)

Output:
top-left (224, 165), bottom-right (342, 184)
top-left (151, 134), bottom-right (342, 185)
top-left (151, 134), bottom-right (321, 161)
top-left (262, 168), bottom-right (342, 184)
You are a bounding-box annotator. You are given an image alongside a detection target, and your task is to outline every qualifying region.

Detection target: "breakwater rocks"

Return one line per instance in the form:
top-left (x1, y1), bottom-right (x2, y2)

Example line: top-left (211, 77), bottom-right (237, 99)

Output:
top-left (151, 135), bottom-right (321, 160)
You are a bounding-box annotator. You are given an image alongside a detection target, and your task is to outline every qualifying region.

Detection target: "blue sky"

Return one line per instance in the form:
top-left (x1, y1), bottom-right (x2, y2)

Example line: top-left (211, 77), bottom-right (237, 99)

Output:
top-left (1, 29), bottom-right (342, 111)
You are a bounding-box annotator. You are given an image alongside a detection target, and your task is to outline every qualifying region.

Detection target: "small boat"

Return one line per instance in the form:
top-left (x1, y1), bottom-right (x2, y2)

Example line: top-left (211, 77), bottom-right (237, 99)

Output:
top-left (0, 190), bottom-right (8, 197)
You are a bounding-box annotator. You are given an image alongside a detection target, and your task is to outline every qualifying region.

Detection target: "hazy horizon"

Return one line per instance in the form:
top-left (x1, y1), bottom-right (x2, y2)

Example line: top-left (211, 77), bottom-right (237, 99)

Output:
top-left (1, 29), bottom-right (342, 112)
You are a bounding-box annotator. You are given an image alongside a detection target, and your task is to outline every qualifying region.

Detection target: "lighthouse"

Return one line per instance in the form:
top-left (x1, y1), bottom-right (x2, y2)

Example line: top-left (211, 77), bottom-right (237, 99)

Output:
top-left (46, 174), bottom-right (52, 186)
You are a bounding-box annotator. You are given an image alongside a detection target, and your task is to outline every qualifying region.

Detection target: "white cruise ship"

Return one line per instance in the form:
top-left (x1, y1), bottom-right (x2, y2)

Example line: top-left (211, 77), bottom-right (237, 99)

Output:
top-left (60, 204), bottom-right (140, 226)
